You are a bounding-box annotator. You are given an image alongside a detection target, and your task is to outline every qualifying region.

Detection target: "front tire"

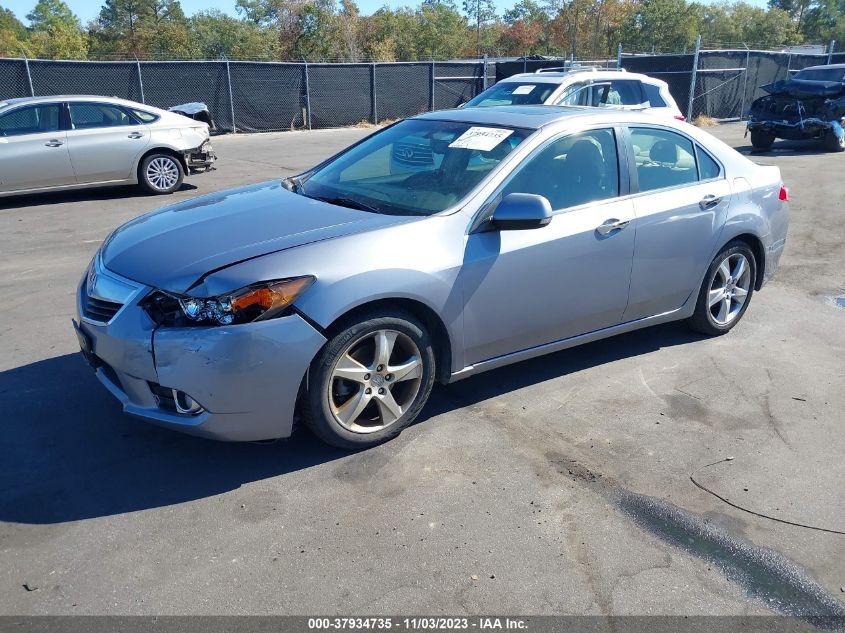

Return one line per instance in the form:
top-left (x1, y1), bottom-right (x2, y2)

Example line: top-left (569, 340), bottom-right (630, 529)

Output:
top-left (139, 153), bottom-right (184, 194)
top-left (750, 129), bottom-right (775, 151)
top-left (686, 241), bottom-right (756, 336)
top-left (302, 309), bottom-right (436, 449)
top-left (823, 127), bottom-right (845, 152)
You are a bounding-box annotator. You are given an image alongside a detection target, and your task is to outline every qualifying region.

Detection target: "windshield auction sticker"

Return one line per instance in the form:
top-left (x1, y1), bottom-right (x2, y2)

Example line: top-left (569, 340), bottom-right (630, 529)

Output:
top-left (449, 127), bottom-right (514, 151)
top-left (512, 84), bottom-right (536, 95)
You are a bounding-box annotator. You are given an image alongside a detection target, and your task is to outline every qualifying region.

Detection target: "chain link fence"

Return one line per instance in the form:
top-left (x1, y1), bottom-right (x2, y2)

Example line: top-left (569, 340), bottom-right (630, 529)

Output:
top-left (0, 46), bottom-right (840, 133)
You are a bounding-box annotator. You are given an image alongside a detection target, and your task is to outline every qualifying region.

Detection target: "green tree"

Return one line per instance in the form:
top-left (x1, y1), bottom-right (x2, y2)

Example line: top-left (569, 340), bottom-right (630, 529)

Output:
top-left (189, 10), bottom-right (275, 58)
top-left (26, 0), bottom-right (88, 58)
top-left (92, 0), bottom-right (192, 58)
top-left (417, 1), bottom-right (468, 58)
top-left (0, 6), bottom-right (30, 57)
top-left (621, 0), bottom-right (702, 52)
top-left (462, 0), bottom-right (497, 55)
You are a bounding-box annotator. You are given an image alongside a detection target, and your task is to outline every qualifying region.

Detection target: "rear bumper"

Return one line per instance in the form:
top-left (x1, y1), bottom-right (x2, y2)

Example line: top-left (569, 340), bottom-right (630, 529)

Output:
top-left (184, 141), bottom-right (216, 171)
top-left (75, 273), bottom-right (326, 441)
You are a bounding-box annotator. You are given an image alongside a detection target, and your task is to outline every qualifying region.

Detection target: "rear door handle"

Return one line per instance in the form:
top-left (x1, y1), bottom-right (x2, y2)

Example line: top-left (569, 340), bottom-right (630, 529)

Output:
top-left (699, 194), bottom-right (721, 209)
top-left (45, 139), bottom-right (64, 147)
top-left (128, 132), bottom-right (144, 139)
top-left (597, 218), bottom-right (630, 235)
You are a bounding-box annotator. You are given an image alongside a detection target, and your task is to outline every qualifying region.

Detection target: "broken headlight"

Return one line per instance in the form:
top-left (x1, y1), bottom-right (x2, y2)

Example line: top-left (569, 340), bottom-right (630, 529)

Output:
top-left (143, 276), bottom-right (314, 326)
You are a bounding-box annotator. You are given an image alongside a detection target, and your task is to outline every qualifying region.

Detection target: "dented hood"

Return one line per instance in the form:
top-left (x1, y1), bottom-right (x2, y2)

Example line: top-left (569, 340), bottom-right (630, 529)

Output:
top-left (101, 181), bottom-right (413, 293)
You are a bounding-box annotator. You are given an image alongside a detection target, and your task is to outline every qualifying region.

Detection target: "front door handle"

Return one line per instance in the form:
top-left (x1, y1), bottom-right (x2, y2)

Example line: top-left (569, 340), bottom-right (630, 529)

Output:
top-left (597, 218), bottom-right (630, 236)
top-left (128, 132), bottom-right (144, 139)
top-left (45, 139), bottom-right (64, 147)
top-left (699, 194), bottom-right (722, 209)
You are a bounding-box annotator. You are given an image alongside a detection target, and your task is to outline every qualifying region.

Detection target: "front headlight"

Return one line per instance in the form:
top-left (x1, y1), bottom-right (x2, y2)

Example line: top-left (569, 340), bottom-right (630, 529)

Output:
top-left (143, 276), bottom-right (314, 326)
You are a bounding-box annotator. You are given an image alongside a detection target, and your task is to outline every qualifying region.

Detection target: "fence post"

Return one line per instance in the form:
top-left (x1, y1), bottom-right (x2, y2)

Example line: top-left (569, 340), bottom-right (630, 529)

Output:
top-left (686, 34), bottom-right (701, 121)
top-left (617, 43), bottom-right (622, 69)
top-left (828, 40), bottom-right (836, 65)
top-left (303, 61), bottom-right (312, 130)
top-left (786, 49), bottom-right (792, 79)
top-left (135, 57), bottom-right (145, 104)
top-left (23, 53), bottom-right (34, 97)
top-left (482, 54), bottom-right (488, 91)
top-left (429, 61), bottom-right (435, 112)
top-left (370, 62), bottom-right (377, 124)
top-left (740, 46), bottom-right (750, 119)
top-left (224, 56), bottom-right (237, 133)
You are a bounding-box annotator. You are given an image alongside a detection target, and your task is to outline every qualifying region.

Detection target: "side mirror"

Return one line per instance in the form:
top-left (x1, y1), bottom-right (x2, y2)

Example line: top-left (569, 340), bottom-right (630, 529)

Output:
top-left (491, 193), bottom-right (553, 230)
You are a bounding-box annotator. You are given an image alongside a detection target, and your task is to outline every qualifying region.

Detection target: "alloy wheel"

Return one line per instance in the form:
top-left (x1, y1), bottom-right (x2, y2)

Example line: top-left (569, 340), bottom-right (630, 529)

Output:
top-left (708, 253), bottom-right (752, 326)
top-left (146, 157), bottom-right (180, 191)
top-left (327, 329), bottom-right (424, 433)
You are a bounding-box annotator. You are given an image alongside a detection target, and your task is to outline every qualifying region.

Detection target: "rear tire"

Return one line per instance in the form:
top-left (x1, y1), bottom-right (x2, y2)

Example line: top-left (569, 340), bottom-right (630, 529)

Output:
top-left (686, 241), bottom-right (756, 336)
top-left (750, 129), bottom-right (775, 151)
top-left (302, 309), bottom-right (436, 449)
top-left (139, 153), bottom-right (184, 194)
top-left (823, 127), bottom-right (845, 152)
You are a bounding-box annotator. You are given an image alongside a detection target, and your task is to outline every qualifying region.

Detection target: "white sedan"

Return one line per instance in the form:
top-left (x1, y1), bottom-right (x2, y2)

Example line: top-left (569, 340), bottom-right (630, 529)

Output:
top-left (0, 95), bottom-right (216, 197)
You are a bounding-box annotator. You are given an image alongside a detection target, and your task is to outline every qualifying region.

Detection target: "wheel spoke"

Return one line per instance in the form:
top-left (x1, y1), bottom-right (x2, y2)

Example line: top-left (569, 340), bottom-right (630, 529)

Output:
top-left (374, 330), bottom-right (397, 368)
top-left (733, 286), bottom-right (748, 304)
top-left (333, 353), bottom-right (369, 383)
top-left (334, 388), bottom-right (371, 426)
top-left (389, 356), bottom-right (422, 382)
top-left (718, 259), bottom-right (731, 282)
top-left (708, 287), bottom-right (725, 307)
top-left (716, 296), bottom-right (730, 323)
top-left (375, 390), bottom-right (403, 423)
top-left (731, 256), bottom-right (746, 281)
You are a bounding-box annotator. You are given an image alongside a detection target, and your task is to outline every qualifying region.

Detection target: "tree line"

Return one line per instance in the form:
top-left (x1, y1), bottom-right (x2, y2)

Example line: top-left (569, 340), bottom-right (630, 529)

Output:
top-left (0, 0), bottom-right (841, 62)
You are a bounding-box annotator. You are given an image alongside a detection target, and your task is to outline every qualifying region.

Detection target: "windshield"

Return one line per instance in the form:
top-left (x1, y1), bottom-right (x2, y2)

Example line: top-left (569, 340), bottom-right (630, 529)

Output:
top-left (464, 82), bottom-right (558, 107)
top-left (794, 68), bottom-right (845, 82)
top-left (299, 119), bottom-right (530, 216)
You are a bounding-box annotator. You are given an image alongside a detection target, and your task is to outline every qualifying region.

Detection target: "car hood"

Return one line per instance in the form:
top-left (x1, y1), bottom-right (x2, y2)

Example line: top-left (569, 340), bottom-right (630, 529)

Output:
top-left (101, 181), bottom-right (414, 293)
top-left (760, 78), bottom-right (844, 98)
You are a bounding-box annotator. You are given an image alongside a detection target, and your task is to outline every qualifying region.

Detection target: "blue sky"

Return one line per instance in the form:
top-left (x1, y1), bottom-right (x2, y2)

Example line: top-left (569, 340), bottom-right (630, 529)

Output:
top-left (2, 0), bottom-right (768, 24)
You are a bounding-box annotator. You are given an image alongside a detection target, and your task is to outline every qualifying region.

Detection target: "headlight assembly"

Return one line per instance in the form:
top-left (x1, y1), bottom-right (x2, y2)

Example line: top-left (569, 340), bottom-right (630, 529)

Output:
top-left (143, 276), bottom-right (314, 326)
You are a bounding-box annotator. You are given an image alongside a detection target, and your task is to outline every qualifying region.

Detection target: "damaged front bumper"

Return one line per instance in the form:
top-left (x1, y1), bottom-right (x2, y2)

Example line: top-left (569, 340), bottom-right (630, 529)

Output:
top-left (747, 116), bottom-right (845, 141)
top-left (73, 259), bottom-right (327, 442)
top-left (183, 140), bottom-right (217, 172)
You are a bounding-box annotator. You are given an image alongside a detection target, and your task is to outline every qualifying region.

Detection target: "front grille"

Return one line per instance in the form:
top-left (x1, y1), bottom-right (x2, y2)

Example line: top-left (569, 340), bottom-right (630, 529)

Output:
top-left (148, 382), bottom-right (178, 413)
top-left (83, 294), bottom-right (122, 322)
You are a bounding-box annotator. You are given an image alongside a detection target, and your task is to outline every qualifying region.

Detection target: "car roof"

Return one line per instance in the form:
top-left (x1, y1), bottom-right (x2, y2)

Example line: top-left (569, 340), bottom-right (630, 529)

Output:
top-left (0, 95), bottom-right (151, 110)
top-left (413, 104), bottom-right (668, 130)
top-left (498, 68), bottom-right (658, 84)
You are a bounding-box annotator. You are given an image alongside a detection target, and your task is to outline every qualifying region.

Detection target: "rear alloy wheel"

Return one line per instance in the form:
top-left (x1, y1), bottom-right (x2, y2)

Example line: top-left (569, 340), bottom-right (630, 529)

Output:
top-left (750, 129), bottom-right (775, 151)
top-left (823, 127), bottom-right (845, 152)
top-left (303, 310), bottom-right (436, 449)
top-left (140, 153), bottom-right (184, 194)
top-left (687, 241), bottom-right (756, 336)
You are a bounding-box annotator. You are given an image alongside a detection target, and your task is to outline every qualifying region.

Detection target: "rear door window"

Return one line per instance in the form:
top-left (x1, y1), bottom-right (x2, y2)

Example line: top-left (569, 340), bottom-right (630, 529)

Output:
top-left (69, 103), bottom-right (135, 129)
top-left (597, 80), bottom-right (644, 106)
top-left (642, 83), bottom-right (667, 107)
top-left (630, 127), bottom-right (697, 192)
top-left (696, 146), bottom-right (721, 180)
top-left (0, 104), bottom-right (60, 137)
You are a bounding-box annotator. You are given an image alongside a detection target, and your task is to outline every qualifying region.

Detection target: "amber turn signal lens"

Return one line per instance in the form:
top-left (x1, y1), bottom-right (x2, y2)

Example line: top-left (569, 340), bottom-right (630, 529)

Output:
top-left (230, 277), bottom-right (314, 321)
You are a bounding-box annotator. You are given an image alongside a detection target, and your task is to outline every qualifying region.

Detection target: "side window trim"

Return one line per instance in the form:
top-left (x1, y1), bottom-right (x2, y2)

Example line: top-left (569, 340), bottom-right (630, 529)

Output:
top-left (626, 124), bottom-right (705, 195)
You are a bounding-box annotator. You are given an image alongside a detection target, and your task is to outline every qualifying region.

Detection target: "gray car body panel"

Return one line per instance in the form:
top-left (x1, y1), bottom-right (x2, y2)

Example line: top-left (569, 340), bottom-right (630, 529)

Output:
top-left (76, 106), bottom-right (789, 441)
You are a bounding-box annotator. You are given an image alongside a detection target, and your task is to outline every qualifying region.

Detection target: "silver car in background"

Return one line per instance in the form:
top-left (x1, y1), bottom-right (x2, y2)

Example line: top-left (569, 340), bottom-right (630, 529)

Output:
top-left (73, 106), bottom-right (788, 448)
top-left (0, 95), bottom-right (215, 197)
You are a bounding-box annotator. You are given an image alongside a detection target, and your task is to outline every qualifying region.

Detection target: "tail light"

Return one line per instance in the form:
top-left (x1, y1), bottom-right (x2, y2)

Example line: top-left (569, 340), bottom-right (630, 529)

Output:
top-left (778, 184), bottom-right (789, 202)
top-left (675, 115), bottom-right (686, 121)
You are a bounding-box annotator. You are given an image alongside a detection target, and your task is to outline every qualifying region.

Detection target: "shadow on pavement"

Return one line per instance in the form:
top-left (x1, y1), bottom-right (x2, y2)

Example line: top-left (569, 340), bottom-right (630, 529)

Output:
top-left (0, 322), bottom-right (702, 525)
top-left (0, 183), bottom-right (198, 210)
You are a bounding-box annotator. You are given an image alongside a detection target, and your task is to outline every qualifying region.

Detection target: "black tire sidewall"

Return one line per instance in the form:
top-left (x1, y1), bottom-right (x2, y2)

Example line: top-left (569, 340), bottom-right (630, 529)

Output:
top-left (750, 129), bottom-right (774, 150)
top-left (140, 153), bottom-right (184, 194)
top-left (690, 242), bottom-right (757, 336)
top-left (304, 311), bottom-right (436, 449)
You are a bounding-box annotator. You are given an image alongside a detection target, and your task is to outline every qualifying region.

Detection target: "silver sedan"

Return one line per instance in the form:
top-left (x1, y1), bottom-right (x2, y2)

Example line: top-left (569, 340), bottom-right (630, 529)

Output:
top-left (0, 95), bottom-right (215, 197)
top-left (73, 106), bottom-right (789, 448)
